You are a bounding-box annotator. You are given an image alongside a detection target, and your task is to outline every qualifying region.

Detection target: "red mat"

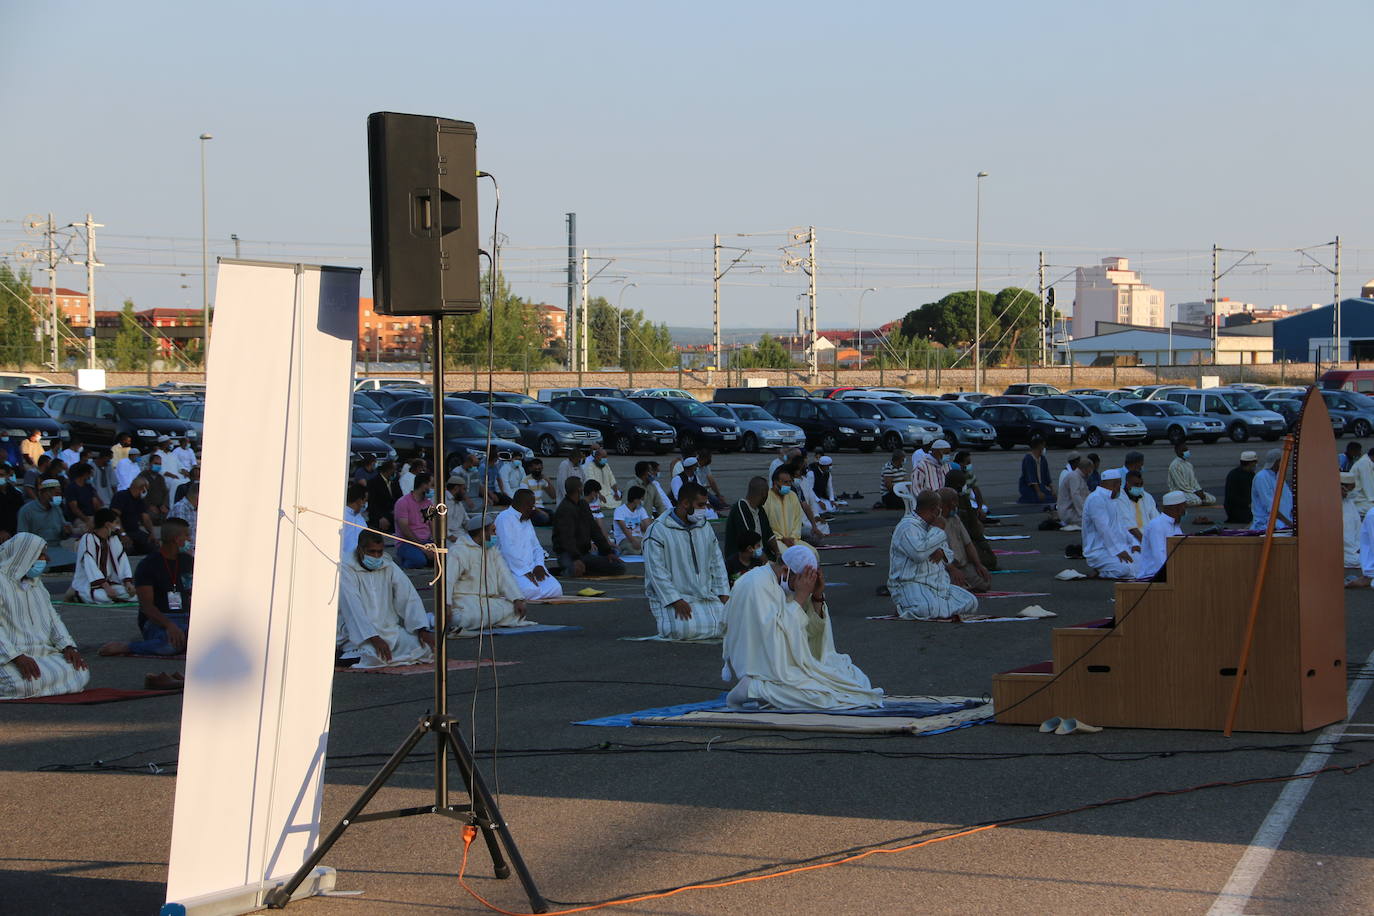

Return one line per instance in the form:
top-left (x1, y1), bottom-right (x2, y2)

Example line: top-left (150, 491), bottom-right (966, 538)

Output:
top-left (993, 549), bottom-right (1041, 556)
top-left (0, 687), bottom-right (179, 705)
top-left (339, 658), bottom-right (518, 676)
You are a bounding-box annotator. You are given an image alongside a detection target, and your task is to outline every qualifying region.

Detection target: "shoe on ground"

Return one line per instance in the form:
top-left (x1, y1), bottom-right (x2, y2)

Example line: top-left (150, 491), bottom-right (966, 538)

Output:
top-left (1039, 717), bottom-right (1062, 733)
top-left (1055, 717), bottom-right (1103, 735)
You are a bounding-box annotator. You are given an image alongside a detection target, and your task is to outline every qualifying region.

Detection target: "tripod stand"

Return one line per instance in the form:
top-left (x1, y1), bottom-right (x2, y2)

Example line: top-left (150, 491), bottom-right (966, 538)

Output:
top-left (266, 314), bottom-right (547, 912)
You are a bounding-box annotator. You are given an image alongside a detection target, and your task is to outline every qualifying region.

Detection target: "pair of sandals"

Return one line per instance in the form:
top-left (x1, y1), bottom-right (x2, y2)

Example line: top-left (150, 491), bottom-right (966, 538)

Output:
top-left (1039, 716), bottom-right (1102, 735)
top-left (145, 671), bottom-right (185, 691)
top-left (843, 560), bottom-right (875, 568)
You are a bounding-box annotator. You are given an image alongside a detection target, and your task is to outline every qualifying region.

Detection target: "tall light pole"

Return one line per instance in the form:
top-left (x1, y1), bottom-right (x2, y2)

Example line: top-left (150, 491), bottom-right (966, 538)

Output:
top-left (199, 133), bottom-right (213, 367)
top-left (856, 287), bottom-right (877, 367)
top-left (615, 282), bottom-right (638, 366)
top-left (974, 171), bottom-right (988, 392)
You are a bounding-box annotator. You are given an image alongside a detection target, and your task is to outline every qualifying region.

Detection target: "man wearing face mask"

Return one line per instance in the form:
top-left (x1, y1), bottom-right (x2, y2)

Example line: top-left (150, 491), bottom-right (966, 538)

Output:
top-left (99, 518), bottom-right (195, 657)
top-left (341, 483), bottom-right (369, 559)
top-left (521, 458), bottom-right (555, 525)
top-left (888, 489), bottom-right (979, 620)
top-left (1082, 469), bottom-right (1137, 579)
top-left (581, 446), bottom-right (622, 511)
top-left (71, 508), bottom-right (135, 604)
top-left (764, 467), bottom-right (807, 549)
top-left (492, 450), bottom-right (525, 507)
top-left (335, 530), bottom-right (434, 669)
top-left (1167, 442), bottom-right (1214, 507)
top-left (722, 543), bottom-right (882, 710)
top-left (495, 490), bottom-right (563, 600)
top-left (552, 478), bottom-right (625, 578)
top-left (114, 447), bottom-right (144, 492)
top-left (445, 513), bottom-right (539, 634)
top-left (17, 478), bottom-right (74, 570)
top-left (642, 483), bottom-right (730, 640)
top-left (725, 477), bottom-right (777, 562)
top-left (631, 461), bottom-right (665, 519)
top-left (0, 533), bottom-right (89, 699)
top-left (937, 487), bottom-right (990, 593)
top-left (167, 483), bottom-right (200, 554)
top-left (0, 462), bottom-right (24, 540)
top-left (1117, 468), bottom-right (1159, 547)
top-left (393, 472), bottom-right (436, 569)
top-left (1137, 491), bottom-right (1189, 581)
top-left (111, 475), bottom-right (156, 556)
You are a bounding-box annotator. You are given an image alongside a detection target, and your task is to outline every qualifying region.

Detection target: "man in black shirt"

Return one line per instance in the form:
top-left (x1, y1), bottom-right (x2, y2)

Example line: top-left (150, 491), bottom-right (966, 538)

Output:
top-left (551, 477), bottom-right (624, 577)
top-left (724, 476), bottom-right (776, 561)
top-left (98, 518), bottom-right (193, 657)
top-left (110, 476), bottom-right (156, 556)
top-left (1223, 450), bottom-right (1258, 526)
top-left (0, 463), bottom-right (24, 539)
top-left (367, 460), bottom-right (401, 533)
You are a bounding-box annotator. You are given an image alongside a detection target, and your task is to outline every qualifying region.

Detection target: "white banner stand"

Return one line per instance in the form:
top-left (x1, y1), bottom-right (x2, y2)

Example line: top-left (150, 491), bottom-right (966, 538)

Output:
top-left (162, 260), bottom-right (359, 916)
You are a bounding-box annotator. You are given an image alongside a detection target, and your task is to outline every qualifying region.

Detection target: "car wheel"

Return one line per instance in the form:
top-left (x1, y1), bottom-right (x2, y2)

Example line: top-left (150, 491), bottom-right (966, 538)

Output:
top-left (1084, 427), bottom-right (1105, 448)
top-left (1355, 419), bottom-right (1372, 438)
top-left (678, 431), bottom-right (696, 451)
top-left (882, 432), bottom-right (902, 451)
top-left (1166, 425), bottom-right (1185, 446)
top-left (943, 431), bottom-right (960, 448)
top-left (1229, 423), bottom-right (1249, 443)
top-left (743, 432), bottom-right (759, 453)
top-left (537, 435), bottom-right (558, 457)
top-left (820, 433), bottom-right (839, 452)
top-left (614, 434), bottom-right (634, 455)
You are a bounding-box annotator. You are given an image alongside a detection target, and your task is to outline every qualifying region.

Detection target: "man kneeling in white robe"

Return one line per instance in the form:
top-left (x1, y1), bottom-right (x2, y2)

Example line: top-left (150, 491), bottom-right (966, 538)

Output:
top-left (723, 544), bottom-right (883, 710)
top-left (888, 489), bottom-right (979, 620)
top-left (494, 490), bottom-right (563, 601)
top-left (0, 533), bottom-right (90, 699)
top-left (445, 513), bottom-right (541, 634)
top-left (338, 530), bottom-right (436, 669)
top-left (1082, 469), bottom-right (1138, 579)
top-left (642, 482), bottom-right (730, 640)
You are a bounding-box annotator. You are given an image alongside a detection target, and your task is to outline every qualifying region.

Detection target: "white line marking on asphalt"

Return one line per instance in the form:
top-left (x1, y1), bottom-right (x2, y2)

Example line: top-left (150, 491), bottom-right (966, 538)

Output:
top-left (1206, 649), bottom-right (1374, 915)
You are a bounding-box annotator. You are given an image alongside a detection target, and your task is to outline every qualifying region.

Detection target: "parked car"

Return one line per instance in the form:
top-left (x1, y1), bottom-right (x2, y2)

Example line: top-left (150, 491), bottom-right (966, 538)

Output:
top-left (1027, 395), bottom-right (1148, 448)
top-left (0, 393), bottom-right (69, 454)
top-left (449, 390), bottom-right (538, 405)
top-left (35, 389), bottom-right (78, 418)
top-left (58, 393), bottom-right (194, 447)
top-left (1003, 383), bottom-right (1063, 397)
top-left (763, 398), bottom-right (880, 452)
top-left (843, 399), bottom-right (943, 450)
top-left (1064, 388), bottom-right (1114, 397)
top-left (382, 395), bottom-right (522, 440)
top-left (352, 390), bottom-right (385, 412)
top-left (350, 423), bottom-right (397, 463)
top-left (898, 399), bottom-right (999, 449)
top-left (176, 401), bottom-right (206, 439)
top-left (551, 396), bottom-right (678, 454)
top-left (536, 386), bottom-right (626, 403)
top-left (628, 387), bottom-right (694, 399)
top-left (939, 391), bottom-right (989, 404)
top-left (381, 414), bottom-right (531, 467)
top-left (711, 385), bottom-right (809, 407)
top-left (354, 377), bottom-right (429, 392)
top-left (0, 372), bottom-right (56, 391)
top-left (1139, 385), bottom-right (1192, 401)
top-left (1122, 399), bottom-right (1225, 445)
top-left (1162, 388), bottom-right (1286, 442)
top-left (834, 387), bottom-right (919, 401)
top-left (705, 403), bottom-right (804, 453)
top-left (980, 394), bottom-right (1033, 406)
top-left (1257, 387), bottom-right (1307, 403)
top-left (358, 387), bottom-right (430, 411)
top-left (630, 396), bottom-right (742, 451)
top-left (973, 403), bottom-right (1084, 450)
top-left (488, 402), bottom-right (603, 457)
top-left (1264, 398), bottom-right (1344, 436)
top-left (1319, 389), bottom-right (1374, 437)
top-left (811, 386), bottom-right (862, 399)
top-left (350, 403), bottom-right (391, 438)
top-left (1104, 389), bottom-right (1144, 404)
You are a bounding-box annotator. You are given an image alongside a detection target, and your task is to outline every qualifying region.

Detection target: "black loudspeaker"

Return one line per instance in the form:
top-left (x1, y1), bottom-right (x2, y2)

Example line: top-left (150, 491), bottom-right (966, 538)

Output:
top-left (367, 112), bottom-right (481, 315)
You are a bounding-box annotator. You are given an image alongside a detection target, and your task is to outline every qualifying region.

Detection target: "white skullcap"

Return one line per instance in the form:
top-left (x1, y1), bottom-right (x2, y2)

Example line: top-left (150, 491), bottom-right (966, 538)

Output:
top-left (1101, 468), bottom-right (1124, 481)
top-left (1265, 448), bottom-right (1283, 469)
top-left (781, 544), bottom-right (818, 574)
top-left (1162, 490), bottom-right (1188, 506)
top-left (682, 457), bottom-right (698, 468)
top-left (1239, 450), bottom-right (1258, 462)
top-left (819, 456), bottom-right (833, 466)
top-left (931, 439), bottom-right (951, 450)
top-left (1341, 472), bottom-right (1356, 485)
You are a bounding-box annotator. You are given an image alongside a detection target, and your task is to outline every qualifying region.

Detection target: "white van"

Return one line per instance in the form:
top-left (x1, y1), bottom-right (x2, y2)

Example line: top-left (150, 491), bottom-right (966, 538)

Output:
top-left (536, 386), bottom-right (626, 403)
top-left (0, 372), bottom-right (55, 391)
top-left (354, 377), bottom-right (429, 392)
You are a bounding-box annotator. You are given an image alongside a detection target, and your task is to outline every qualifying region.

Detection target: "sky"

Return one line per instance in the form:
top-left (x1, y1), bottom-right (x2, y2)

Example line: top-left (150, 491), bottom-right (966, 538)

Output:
top-left (1, 0), bottom-right (1370, 334)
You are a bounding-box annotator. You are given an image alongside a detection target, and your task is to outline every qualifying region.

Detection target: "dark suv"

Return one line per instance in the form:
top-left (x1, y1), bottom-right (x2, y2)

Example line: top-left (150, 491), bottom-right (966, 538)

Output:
top-left (764, 398), bottom-right (880, 451)
top-left (0, 393), bottom-right (69, 454)
top-left (711, 385), bottom-right (809, 407)
top-left (551, 396), bottom-right (677, 455)
top-left (58, 393), bottom-right (194, 447)
top-left (630, 397), bottom-right (742, 451)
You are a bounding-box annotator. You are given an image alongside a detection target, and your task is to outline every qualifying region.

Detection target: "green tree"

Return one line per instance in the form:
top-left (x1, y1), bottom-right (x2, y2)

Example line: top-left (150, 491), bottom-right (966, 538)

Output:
top-left (898, 287), bottom-right (1048, 367)
top-left (444, 273), bottom-right (556, 370)
top-left (868, 329), bottom-right (954, 370)
top-left (0, 263), bottom-right (41, 367)
top-left (732, 334), bottom-right (797, 369)
top-left (112, 299), bottom-right (150, 370)
top-left (584, 295), bottom-right (676, 370)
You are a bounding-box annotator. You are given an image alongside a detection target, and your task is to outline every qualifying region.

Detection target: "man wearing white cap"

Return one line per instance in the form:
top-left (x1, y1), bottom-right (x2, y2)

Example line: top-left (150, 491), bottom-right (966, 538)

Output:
top-left (888, 489), bottom-right (979, 620)
top-left (912, 440), bottom-right (951, 495)
top-left (722, 543), bottom-right (883, 710)
top-left (1167, 442), bottom-right (1215, 507)
top-left (1118, 468), bottom-right (1159, 546)
top-left (445, 513), bottom-right (539, 633)
top-left (1250, 448), bottom-right (1293, 531)
top-left (642, 482), bottom-right (730, 640)
top-left (1137, 491), bottom-right (1188, 580)
top-left (114, 448), bottom-right (143, 492)
top-left (1224, 451), bottom-right (1259, 526)
top-left (670, 456), bottom-right (699, 500)
top-left (1341, 472), bottom-right (1361, 570)
top-left (1082, 469), bottom-right (1137, 578)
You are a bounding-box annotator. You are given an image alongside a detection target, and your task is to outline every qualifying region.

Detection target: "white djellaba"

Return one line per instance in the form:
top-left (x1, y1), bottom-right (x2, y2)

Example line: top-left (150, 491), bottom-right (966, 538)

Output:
top-left (337, 551), bottom-right (432, 669)
top-left (445, 521), bottom-right (540, 632)
top-left (0, 533), bottom-right (90, 699)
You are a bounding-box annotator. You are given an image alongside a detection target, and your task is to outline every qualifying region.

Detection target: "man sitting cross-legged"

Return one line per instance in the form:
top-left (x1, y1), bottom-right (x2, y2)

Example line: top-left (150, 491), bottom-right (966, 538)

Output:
top-left (98, 518), bottom-right (195, 657)
top-left (0, 533), bottom-right (90, 699)
top-left (722, 544), bottom-right (883, 710)
top-left (445, 513), bottom-right (541, 634)
top-left (335, 530), bottom-right (435, 669)
top-left (71, 508), bottom-right (135, 604)
top-left (888, 489), bottom-right (979, 620)
top-left (642, 482), bottom-right (730, 641)
top-left (551, 477), bottom-right (625, 578)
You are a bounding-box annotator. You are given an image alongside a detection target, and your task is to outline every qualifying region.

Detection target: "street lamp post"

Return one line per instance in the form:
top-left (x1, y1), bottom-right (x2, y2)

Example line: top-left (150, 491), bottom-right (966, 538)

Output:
top-left (199, 133), bottom-right (213, 367)
top-left (615, 282), bottom-right (638, 367)
top-left (856, 287), bottom-right (877, 369)
top-left (974, 170), bottom-right (988, 392)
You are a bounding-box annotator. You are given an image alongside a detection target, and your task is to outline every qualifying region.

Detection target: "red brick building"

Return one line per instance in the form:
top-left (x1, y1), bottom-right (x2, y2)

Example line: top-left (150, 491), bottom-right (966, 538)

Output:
top-left (30, 286), bottom-right (92, 329)
top-left (357, 298), bottom-right (424, 360)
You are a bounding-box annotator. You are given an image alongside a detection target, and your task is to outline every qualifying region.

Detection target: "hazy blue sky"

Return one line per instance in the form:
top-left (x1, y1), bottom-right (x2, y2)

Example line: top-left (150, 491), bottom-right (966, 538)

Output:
top-left (2, 0), bottom-right (1369, 331)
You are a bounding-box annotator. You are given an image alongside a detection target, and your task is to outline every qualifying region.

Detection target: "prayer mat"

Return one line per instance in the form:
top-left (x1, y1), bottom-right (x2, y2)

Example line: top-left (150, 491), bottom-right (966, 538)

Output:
top-left (618, 635), bottom-right (723, 645)
top-left (865, 614), bottom-right (1038, 624)
top-left (577, 695), bottom-right (991, 735)
top-left (449, 625), bottom-right (582, 638)
top-left (340, 658), bottom-right (519, 676)
top-left (0, 687), bottom-right (180, 705)
top-left (529, 595), bottom-right (620, 604)
top-left (991, 569), bottom-right (1031, 574)
top-left (993, 549), bottom-right (1041, 556)
top-left (815, 544), bottom-right (875, 551)
top-left (620, 556), bottom-right (644, 563)
top-left (985, 535), bottom-right (1030, 541)
top-left (56, 600), bottom-right (140, 609)
top-left (980, 591), bottom-right (1051, 599)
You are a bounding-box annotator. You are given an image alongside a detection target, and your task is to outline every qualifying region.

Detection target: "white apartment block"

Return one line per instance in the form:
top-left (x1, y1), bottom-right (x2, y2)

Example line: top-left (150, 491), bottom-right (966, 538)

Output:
top-left (1175, 298), bottom-right (1254, 327)
top-left (1071, 257), bottom-right (1165, 339)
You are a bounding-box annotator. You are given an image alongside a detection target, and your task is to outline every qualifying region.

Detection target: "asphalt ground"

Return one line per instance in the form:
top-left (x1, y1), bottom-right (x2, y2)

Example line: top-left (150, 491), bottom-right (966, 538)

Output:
top-left (3, 438), bottom-right (1373, 915)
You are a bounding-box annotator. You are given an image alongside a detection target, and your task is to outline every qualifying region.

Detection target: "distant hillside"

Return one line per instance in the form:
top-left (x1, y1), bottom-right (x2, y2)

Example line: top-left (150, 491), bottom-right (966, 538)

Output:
top-left (666, 326), bottom-right (794, 346)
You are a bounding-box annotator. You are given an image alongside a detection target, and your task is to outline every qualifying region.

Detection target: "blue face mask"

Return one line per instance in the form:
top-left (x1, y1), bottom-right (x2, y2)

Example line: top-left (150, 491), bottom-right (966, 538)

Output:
top-left (425, 488), bottom-right (435, 501)
top-left (752, 546), bottom-right (764, 558)
top-left (179, 540), bottom-right (194, 554)
top-left (595, 458), bottom-right (606, 467)
top-left (778, 485), bottom-right (792, 496)
top-left (1182, 450), bottom-right (1191, 460)
top-left (50, 495), bottom-right (63, 507)
top-left (26, 560), bottom-right (46, 579)
top-left (1128, 486), bottom-right (1144, 498)
top-left (485, 535), bottom-right (500, 550)
top-left (949, 462), bottom-right (962, 470)
top-left (361, 554), bottom-right (385, 571)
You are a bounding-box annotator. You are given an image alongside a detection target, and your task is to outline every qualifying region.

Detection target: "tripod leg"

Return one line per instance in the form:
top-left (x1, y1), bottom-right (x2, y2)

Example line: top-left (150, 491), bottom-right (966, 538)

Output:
top-left (442, 728), bottom-right (510, 877)
top-left (265, 718), bottom-right (434, 909)
top-left (442, 727), bottom-right (549, 914)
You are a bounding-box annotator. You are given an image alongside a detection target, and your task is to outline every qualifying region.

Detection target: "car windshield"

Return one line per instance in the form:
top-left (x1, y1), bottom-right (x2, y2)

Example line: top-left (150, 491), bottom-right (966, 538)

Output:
top-left (874, 402), bottom-right (916, 419)
top-left (522, 405), bottom-right (567, 423)
top-left (448, 417), bottom-right (489, 437)
top-left (730, 405), bottom-right (770, 420)
top-left (1154, 401), bottom-right (1191, 416)
top-left (1022, 406), bottom-right (1054, 420)
top-left (117, 398), bottom-right (176, 419)
top-left (350, 423), bottom-right (371, 437)
top-left (816, 401), bottom-right (859, 419)
top-left (0, 397), bottom-right (47, 418)
top-left (676, 400), bottom-right (716, 418)
top-left (921, 402), bottom-right (968, 421)
top-left (1079, 397), bottom-right (1127, 414)
top-left (1349, 392), bottom-right (1374, 410)
top-left (583, 388), bottom-right (625, 398)
top-left (609, 400), bottom-right (654, 420)
top-left (1220, 392), bottom-right (1264, 411)
top-left (352, 406), bottom-right (384, 423)
top-left (442, 399), bottom-right (491, 418)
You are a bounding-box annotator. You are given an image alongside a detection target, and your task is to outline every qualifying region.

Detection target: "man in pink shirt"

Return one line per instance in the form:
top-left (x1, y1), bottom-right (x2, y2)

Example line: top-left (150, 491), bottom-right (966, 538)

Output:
top-left (393, 472), bottom-right (435, 568)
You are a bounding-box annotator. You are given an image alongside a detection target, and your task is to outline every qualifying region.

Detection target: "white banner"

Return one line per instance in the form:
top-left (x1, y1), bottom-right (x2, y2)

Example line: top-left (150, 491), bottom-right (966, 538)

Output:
top-left (164, 260), bottom-right (359, 915)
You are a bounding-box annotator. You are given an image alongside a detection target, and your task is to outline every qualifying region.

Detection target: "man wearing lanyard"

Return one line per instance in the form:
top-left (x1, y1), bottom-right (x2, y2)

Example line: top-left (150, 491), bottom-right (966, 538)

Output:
top-left (97, 518), bottom-right (194, 657)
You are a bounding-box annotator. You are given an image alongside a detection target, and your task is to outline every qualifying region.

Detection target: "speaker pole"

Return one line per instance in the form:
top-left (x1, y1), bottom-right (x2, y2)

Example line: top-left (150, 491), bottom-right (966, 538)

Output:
top-left (431, 311), bottom-right (449, 809)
